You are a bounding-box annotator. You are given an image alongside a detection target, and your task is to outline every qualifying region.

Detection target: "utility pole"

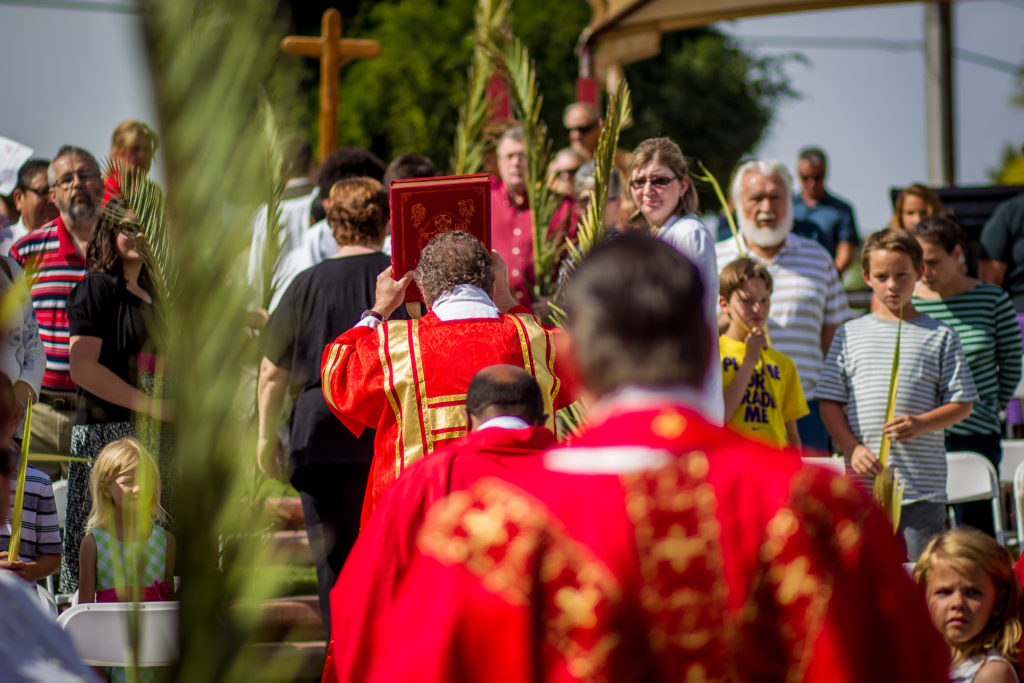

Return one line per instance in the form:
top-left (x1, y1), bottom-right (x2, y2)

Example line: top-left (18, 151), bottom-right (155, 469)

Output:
top-left (924, 2), bottom-right (955, 186)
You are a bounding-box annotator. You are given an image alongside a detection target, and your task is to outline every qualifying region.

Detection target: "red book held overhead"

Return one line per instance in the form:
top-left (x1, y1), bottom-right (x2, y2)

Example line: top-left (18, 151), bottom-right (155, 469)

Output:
top-left (389, 173), bottom-right (492, 302)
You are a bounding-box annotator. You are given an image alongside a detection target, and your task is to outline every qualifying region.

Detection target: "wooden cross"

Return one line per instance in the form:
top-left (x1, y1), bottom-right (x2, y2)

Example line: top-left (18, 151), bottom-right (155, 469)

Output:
top-left (281, 9), bottom-right (381, 162)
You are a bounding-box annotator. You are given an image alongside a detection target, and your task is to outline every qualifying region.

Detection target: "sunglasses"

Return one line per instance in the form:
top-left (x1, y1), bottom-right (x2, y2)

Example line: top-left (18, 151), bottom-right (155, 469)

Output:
top-left (23, 186), bottom-right (50, 197)
top-left (567, 122), bottom-right (598, 135)
top-left (630, 176), bottom-right (677, 190)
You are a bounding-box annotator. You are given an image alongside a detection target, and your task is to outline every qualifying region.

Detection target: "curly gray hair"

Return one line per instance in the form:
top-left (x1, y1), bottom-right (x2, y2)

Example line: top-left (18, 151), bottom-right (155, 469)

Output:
top-left (414, 231), bottom-right (494, 305)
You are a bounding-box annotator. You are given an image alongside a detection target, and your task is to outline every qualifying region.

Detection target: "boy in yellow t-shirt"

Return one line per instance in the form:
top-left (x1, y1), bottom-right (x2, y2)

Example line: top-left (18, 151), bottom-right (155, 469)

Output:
top-left (718, 257), bottom-right (808, 448)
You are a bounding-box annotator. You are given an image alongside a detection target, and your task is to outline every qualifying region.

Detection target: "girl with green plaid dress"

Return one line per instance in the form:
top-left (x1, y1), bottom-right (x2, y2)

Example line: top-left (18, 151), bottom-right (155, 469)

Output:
top-left (78, 438), bottom-right (174, 682)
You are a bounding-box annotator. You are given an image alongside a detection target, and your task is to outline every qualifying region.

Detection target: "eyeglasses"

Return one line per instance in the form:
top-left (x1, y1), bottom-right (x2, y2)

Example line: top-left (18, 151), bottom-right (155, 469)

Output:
top-left (799, 173), bottom-right (824, 182)
top-left (567, 122), bottom-right (598, 135)
top-left (55, 170), bottom-right (100, 189)
top-left (630, 176), bottom-right (677, 190)
top-left (554, 167), bottom-right (581, 178)
top-left (23, 185), bottom-right (50, 196)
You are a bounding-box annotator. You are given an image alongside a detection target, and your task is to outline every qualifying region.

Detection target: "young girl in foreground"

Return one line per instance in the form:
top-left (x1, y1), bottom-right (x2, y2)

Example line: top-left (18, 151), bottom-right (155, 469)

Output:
top-left (914, 529), bottom-right (1021, 683)
top-left (78, 438), bottom-right (175, 604)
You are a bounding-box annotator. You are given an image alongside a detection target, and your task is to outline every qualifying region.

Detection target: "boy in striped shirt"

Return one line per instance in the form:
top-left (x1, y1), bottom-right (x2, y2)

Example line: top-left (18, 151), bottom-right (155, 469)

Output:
top-left (818, 228), bottom-right (977, 561)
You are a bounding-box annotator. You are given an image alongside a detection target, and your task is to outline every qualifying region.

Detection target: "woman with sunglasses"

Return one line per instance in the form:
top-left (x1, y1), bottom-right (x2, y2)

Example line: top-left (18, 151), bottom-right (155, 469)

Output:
top-left (59, 199), bottom-right (171, 592)
top-left (627, 137), bottom-right (723, 424)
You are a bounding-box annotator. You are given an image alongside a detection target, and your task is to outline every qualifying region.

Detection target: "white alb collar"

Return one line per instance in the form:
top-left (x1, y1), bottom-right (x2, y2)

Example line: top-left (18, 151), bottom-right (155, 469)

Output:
top-left (432, 284), bottom-right (500, 321)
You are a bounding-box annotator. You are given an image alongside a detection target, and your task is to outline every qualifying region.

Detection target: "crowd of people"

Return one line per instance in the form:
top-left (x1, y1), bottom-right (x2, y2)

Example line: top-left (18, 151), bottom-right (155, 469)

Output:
top-left (2, 101), bottom-right (1024, 681)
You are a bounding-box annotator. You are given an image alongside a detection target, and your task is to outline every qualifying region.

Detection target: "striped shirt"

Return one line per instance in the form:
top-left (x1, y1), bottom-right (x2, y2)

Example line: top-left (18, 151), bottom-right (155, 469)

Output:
top-left (817, 313), bottom-right (978, 503)
top-left (716, 233), bottom-right (852, 399)
top-left (0, 462), bottom-right (62, 562)
top-left (913, 283), bottom-right (1022, 435)
top-left (9, 217), bottom-right (87, 397)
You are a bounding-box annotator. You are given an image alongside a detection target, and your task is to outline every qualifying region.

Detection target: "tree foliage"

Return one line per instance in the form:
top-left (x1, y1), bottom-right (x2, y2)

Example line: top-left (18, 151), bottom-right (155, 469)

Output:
top-left (283, 2), bottom-right (794, 189)
top-left (989, 65), bottom-right (1024, 184)
top-left (621, 27), bottom-right (797, 210)
top-left (286, 0), bottom-right (589, 166)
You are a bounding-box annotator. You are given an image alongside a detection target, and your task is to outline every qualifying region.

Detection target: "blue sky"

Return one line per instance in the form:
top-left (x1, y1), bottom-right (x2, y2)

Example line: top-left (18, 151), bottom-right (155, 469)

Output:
top-left (2, 0), bottom-right (1022, 237)
top-left (722, 0), bottom-right (1024, 233)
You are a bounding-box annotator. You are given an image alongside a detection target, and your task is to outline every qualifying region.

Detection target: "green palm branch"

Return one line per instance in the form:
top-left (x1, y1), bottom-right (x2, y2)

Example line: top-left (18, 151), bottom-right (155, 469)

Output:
top-left (873, 310), bottom-right (906, 532)
top-left (112, 158), bottom-right (176, 308)
top-left (451, 0), bottom-right (509, 175)
top-left (257, 91), bottom-right (287, 311)
top-left (137, 0), bottom-right (308, 679)
top-left (484, 25), bottom-right (560, 300)
top-left (560, 80), bottom-right (631, 278)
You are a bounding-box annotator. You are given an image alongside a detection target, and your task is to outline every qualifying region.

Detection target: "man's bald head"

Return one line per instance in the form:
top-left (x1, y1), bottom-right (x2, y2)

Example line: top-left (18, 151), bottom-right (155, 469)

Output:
top-left (466, 365), bottom-right (546, 429)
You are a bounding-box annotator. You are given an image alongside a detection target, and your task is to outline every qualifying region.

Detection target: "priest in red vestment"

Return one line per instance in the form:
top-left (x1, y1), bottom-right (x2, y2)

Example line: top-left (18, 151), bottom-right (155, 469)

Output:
top-left (355, 234), bottom-right (948, 682)
top-left (321, 231), bottom-right (576, 524)
top-left (322, 364), bottom-right (556, 683)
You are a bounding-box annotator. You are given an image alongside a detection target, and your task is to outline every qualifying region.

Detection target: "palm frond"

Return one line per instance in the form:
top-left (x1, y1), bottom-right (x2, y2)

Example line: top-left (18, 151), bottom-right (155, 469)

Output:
top-left (140, 0), bottom-right (306, 679)
top-left (451, 0), bottom-right (509, 175)
top-left (561, 80), bottom-right (631, 276)
top-left (114, 158), bottom-right (177, 306)
top-left (485, 29), bottom-right (559, 300)
top-left (692, 160), bottom-right (743, 254)
top-left (873, 309), bottom-right (905, 532)
top-left (257, 91), bottom-right (286, 310)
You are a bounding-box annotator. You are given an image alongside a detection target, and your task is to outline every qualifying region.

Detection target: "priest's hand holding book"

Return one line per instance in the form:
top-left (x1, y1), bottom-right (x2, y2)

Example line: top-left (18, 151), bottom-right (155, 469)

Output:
top-left (369, 267), bottom-right (415, 320)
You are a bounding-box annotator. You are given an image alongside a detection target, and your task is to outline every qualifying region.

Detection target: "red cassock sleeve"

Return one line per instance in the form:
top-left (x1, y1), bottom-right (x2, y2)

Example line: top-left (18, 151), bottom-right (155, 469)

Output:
top-left (324, 453), bottom-right (455, 683)
top-left (320, 325), bottom-right (384, 437)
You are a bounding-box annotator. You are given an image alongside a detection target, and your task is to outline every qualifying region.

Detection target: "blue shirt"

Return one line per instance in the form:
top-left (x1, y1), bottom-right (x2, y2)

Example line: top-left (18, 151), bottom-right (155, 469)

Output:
top-left (792, 191), bottom-right (859, 257)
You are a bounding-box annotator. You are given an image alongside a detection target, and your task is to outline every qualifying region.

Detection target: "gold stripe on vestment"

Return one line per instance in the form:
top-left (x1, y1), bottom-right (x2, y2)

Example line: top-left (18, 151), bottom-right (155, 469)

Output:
top-left (321, 343), bottom-right (344, 414)
top-left (512, 313), bottom-right (559, 432)
top-left (382, 321), bottom-right (416, 478)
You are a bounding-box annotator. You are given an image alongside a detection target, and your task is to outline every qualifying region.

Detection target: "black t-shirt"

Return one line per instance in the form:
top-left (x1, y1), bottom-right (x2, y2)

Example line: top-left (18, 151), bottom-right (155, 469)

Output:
top-left (67, 273), bottom-right (153, 424)
top-left (263, 252), bottom-right (405, 468)
top-left (980, 192), bottom-right (1024, 313)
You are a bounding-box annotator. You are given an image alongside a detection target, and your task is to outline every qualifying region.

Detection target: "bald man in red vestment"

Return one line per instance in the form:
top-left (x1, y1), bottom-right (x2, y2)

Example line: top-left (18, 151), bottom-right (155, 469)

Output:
top-left (344, 234), bottom-right (947, 683)
top-left (323, 364), bottom-right (556, 683)
top-left (320, 231), bottom-right (575, 524)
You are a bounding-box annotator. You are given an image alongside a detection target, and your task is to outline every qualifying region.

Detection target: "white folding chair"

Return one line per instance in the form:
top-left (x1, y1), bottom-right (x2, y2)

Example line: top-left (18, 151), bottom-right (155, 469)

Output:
top-left (801, 456), bottom-right (846, 477)
top-left (1013, 461), bottom-right (1024, 548)
top-left (45, 478), bottom-right (69, 598)
top-left (57, 601), bottom-right (179, 667)
top-left (947, 451), bottom-right (1007, 543)
top-left (51, 478), bottom-right (68, 530)
top-left (1000, 440), bottom-right (1024, 485)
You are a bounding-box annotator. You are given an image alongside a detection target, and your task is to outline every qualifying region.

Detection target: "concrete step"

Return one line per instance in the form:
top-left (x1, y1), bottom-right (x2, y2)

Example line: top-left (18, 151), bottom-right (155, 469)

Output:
top-left (265, 496), bottom-right (305, 531)
top-left (249, 640), bottom-right (326, 682)
top-left (269, 530), bottom-right (313, 566)
top-left (236, 595), bottom-right (324, 643)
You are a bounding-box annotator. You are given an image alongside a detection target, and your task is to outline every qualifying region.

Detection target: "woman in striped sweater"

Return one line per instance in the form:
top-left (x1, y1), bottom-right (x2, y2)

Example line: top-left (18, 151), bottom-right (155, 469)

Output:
top-left (912, 217), bottom-right (1023, 536)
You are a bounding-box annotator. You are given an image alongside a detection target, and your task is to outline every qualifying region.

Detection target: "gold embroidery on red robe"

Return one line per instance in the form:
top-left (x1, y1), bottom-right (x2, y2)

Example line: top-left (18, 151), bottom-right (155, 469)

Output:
top-left (418, 479), bottom-right (622, 681)
top-left (623, 452), bottom-right (734, 678)
top-left (744, 466), bottom-right (870, 682)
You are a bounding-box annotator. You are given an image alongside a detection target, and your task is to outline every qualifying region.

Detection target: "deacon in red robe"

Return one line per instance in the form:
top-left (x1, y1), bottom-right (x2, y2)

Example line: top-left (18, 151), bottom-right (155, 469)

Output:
top-left (322, 365), bottom-right (556, 683)
top-left (355, 235), bottom-right (948, 682)
top-left (321, 231), bottom-right (575, 523)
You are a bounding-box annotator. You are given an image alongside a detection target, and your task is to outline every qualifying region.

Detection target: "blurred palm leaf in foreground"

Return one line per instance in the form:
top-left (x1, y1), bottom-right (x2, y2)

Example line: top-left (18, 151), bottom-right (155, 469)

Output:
top-left (139, 0), bottom-right (306, 679)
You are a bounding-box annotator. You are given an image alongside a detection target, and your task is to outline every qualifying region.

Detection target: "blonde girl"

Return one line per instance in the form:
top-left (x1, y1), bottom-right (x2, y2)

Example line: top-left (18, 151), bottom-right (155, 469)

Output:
top-left (78, 438), bottom-right (174, 604)
top-left (914, 529), bottom-right (1021, 683)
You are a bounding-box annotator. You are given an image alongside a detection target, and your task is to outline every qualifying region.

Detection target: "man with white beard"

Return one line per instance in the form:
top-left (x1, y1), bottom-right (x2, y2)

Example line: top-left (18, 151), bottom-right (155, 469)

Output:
top-left (715, 159), bottom-right (851, 453)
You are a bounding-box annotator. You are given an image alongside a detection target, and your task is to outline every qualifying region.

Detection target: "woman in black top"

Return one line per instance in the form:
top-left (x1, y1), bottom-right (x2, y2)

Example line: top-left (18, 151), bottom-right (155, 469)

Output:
top-left (59, 200), bottom-right (170, 592)
top-left (258, 176), bottom-right (404, 636)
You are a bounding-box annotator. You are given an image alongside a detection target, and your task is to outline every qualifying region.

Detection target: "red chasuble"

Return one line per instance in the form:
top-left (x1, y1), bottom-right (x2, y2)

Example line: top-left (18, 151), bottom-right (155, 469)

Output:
top-left (361, 403), bottom-right (948, 682)
top-left (320, 308), bottom-right (573, 524)
top-left (322, 425), bottom-right (556, 683)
